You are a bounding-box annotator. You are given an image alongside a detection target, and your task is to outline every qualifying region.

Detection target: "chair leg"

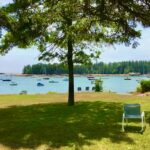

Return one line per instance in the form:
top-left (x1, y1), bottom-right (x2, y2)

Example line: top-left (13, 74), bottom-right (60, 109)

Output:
top-left (141, 112), bottom-right (145, 132)
top-left (144, 114), bottom-right (146, 126)
top-left (122, 115), bottom-right (125, 132)
top-left (141, 116), bottom-right (144, 131)
top-left (142, 114), bottom-right (146, 131)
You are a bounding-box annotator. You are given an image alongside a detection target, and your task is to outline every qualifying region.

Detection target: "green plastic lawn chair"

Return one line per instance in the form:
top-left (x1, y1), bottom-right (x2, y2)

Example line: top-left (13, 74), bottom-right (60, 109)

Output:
top-left (122, 104), bottom-right (145, 132)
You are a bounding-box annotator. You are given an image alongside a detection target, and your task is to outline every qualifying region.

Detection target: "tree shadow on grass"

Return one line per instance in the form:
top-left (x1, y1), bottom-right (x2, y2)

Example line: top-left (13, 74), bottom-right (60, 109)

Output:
top-left (145, 111), bottom-right (150, 126)
top-left (0, 101), bottom-right (135, 149)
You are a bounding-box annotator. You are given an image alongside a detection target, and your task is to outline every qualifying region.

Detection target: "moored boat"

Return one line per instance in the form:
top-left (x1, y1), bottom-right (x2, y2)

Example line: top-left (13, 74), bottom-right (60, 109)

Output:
top-left (10, 82), bottom-right (18, 86)
top-left (49, 80), bottom-right (59, 83)
top-left (2, 79), bottom-right (11, 81)
top-left (87, 76), bottom-right (95, 80)
top-left (87, 76), bottom-right (95, 79)
top-left (20, 90), bottom-right (27, 94)
top-left (124, 77), bottom-right (131, 80)
top-left (43, 77), bottom-right (49, 80)
top-left (37, 82), bottom-right (44, 86)
top-left (63, 78), bottom-right (68, 81)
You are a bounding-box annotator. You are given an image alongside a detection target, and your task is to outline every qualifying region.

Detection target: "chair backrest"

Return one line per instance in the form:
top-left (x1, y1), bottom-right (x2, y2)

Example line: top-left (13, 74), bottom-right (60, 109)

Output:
top-left (124, 104), bottom-right (141, 116)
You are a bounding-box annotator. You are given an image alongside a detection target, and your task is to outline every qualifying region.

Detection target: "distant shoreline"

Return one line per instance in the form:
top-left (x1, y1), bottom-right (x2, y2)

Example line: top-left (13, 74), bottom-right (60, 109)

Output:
top-left (1, 73), bottom-right (150, 77)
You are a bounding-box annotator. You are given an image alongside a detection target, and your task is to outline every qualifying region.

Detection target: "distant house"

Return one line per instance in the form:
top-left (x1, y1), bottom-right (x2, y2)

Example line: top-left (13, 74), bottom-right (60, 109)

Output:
top-left (129, 72), bottom-right (141, 76)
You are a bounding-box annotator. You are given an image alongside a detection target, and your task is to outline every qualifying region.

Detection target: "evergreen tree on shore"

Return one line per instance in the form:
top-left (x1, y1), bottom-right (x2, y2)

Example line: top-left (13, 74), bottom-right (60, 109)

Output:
top-left (23, 61), bottom-right (150, 75)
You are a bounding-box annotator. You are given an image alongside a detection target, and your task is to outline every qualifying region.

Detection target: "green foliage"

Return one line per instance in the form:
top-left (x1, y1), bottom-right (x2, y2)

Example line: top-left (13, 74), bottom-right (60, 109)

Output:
top-left (95, 79), bottom-right (103, 92)
top-left (23, 65), bottom-right (32, 74)
top-left (0, 8), bottom-right (13, 38)
top-left (140, 80), bottom-right (150, 93)
top-left (23, 61), bottom-right (150, 75)
top-left (136, 86), bottom-right (142, 93)
top-left (1, 0), bottom-right (150, 59)
top-left (23, 63), bottom-right (68, 74)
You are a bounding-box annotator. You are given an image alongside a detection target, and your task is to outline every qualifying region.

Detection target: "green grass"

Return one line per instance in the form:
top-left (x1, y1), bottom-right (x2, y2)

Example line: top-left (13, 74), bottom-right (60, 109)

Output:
top-left (0, 93), bottom-right (150, 150)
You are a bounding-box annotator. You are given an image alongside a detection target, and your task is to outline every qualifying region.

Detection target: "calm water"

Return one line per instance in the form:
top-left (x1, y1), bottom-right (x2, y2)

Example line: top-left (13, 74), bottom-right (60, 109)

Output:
top-left (0, 75), bottom-right (149, 94)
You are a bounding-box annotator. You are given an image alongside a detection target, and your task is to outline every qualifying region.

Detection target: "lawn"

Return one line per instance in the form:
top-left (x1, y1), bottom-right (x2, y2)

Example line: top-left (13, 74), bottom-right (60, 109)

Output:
top-left (0, 93), bottom-right (150, 150)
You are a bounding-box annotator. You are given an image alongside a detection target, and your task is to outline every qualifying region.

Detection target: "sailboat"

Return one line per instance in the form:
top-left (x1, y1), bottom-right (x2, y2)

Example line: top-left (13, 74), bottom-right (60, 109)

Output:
top-left (2, 74), bottom-right (12, 82)
top-left (43, 67), bottom-right (50, 80)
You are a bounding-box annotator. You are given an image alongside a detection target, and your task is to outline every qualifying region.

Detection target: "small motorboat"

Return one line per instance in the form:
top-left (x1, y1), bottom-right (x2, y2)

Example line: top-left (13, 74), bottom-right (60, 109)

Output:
top-left (20, 90), bottom-right (27, 95)
top-left (87, 76), bottom-right (95, 79)
top-left (10, 82), bottom-right (18, 86)
top-left (49, 80), bottom-right (59, 83)
top-left (63, 78), bottom-right (69, 81)
top-left (88, 78), bottom-right (96, 81)
top-left (37, 82), bottom-right (44, 86)
top-left (43, 77), bottom-right (49, 80)
top-left (2, 79), bottom-right (11, 82)
top-left (124, 77), bottom-right (131, 80)
top-left (87, 76), bottom-right (95, 80)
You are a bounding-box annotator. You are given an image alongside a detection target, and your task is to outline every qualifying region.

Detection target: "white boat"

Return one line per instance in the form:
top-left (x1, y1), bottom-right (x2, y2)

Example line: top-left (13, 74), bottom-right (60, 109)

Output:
top-left (87, 76), bottom-right (95, 80)
top-left (129, 72), bottom-right (141, 76)
top-left (10, 82), bottom-right (18, 86)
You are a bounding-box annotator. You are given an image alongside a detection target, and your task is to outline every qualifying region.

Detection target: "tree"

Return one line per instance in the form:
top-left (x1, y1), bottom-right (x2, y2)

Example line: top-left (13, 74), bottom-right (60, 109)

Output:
top-left (0, 8), bottom-right (12, 38)
top-left (0, 0), bottom-right (150, 105)
top-left (23, 65), bottom-right (32, 74)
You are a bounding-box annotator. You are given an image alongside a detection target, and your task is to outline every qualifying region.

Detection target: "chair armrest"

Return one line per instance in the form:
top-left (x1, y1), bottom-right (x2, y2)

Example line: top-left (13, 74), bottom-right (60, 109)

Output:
top-left (141, 111), bottom-right (145, 117)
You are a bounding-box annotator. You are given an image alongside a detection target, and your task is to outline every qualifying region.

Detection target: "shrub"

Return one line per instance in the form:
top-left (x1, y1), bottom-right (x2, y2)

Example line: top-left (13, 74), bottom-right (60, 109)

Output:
top-left (136, 86), bottom-right (142, 93)
top-left (140, 80), bottom-right (150, 93)
top-left (95, 79), bottom-right (103, 92)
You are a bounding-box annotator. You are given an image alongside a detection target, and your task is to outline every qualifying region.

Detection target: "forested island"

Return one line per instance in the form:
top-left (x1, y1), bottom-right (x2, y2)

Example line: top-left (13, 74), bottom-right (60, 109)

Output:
top-left (23, 61), bottom-right (150, 75)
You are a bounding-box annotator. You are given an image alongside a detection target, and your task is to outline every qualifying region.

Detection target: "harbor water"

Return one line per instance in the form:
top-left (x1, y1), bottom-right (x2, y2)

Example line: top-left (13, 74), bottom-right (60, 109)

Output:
top-left (0, 75), bottom-right (149, 94)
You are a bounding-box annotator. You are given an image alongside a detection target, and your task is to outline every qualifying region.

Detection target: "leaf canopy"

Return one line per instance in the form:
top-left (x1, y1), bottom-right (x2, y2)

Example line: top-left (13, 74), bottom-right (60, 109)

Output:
top-left (0, 0), bottom-right (150, 63)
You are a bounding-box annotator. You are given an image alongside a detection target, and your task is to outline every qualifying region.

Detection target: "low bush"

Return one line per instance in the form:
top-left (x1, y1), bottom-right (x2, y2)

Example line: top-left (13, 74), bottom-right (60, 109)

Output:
top-left (95, 79), bottom-right (103, 92)
top-left (140, 80), bottom-right (150, 93)
top-left (136, 86), bottom-right (142, 93)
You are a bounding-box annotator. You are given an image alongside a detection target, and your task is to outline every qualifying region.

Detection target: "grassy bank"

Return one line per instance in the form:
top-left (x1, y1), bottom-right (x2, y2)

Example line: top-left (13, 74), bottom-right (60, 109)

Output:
top-left (0, 93), bottom-right (150, 150)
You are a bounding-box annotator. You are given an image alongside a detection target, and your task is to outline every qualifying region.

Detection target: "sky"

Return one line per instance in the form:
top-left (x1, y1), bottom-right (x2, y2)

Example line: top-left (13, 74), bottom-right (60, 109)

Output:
top-left (0, 0), bottom-right (150, 73)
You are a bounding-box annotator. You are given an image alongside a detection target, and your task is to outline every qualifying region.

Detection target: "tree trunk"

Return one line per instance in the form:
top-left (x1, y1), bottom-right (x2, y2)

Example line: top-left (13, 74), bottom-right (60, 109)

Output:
top-left (67, 37), bottom-right (74, 106)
